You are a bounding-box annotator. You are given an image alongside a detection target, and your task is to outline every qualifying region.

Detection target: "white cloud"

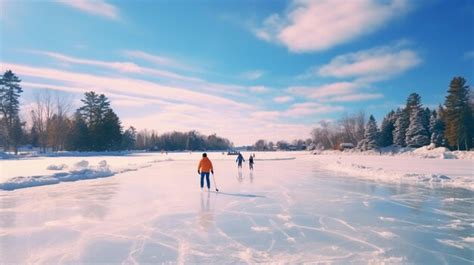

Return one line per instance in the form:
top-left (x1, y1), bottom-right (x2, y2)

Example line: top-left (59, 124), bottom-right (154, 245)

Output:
top-left (463, 51), bottom-right (474, 60)
top-left (122, 50), bottom-right (198, 72)
top-left (241, 70), bottom-right (265, 80)
top-left (273, 96), bottom-right (294, 103)
top-left (288, 82), bottom-right (360, 99)
top-left (3, 63), bottom-right (249, 109)
top-left (287, 82), bottom-right (386, 103)
top-left (251, 111), bottom-right (281, 120)
top-left (283, 102), bottom-right (343, 117)
top-left (31, 51), bottom-right (203, 83)
top-left (255, 0), bottom-right (410, 52)
top-left (249, 86), bottom-right (270, 93)
top-left (56, 0), bottom-right (119, 20)
top-left (323, 93), bottom-right (383, 102)
top-left (318, 44), bottom-right (421, 81)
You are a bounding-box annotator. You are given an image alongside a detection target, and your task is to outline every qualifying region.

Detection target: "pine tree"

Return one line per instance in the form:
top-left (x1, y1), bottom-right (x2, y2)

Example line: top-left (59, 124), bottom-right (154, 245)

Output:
top-left (429, 110), bottom-right (445, 147)
top-left (66, 112), bottom-right (90, 151)
top-left (77, 92), bottom-right (122, 151)
top-left (422, 107), bottom-right (431, 136)
top-left (101, 109), bottom-right (122, 150)
top-left (0, 70), bottom-right (23, 151)
top-left (379, 110), bottom-right (396, 147)
top-left (121, 126), bottom-right (137, 150)
top-left (10, 116), bottom-right (24, 155)
top-left (358, 115), bottom-right (378, 151)
top-left (406, 93), bottom-right (422, 118)
top-left (365, 115), bottom-right (379, 150)
top-left (393, 108), bottom-right (409, 147)
top-left (406, 107), bottom-right (430, 148)
top-left (443, 77), bottom-right (473, 150)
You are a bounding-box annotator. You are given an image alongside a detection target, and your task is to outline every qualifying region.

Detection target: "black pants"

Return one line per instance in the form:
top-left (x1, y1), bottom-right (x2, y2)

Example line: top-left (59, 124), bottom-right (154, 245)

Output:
top-left (200, 172), bottom-right (210, 189)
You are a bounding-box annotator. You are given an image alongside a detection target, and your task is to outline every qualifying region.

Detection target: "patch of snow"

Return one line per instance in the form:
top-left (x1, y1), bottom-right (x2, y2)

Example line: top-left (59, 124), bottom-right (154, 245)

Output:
top-left (251, 226), bottom-right (271, 232)
top-left (373, 230), bottom-right (398, 239)
top-left (311, 153), bottom-right (474, 190)
top-left (46, 164), bottom-right (68, 170)
top-left (379, 217), bottom-right (396, 222)
top-left (276, 214), bottom-right (291, 221)
top-left (462, 237), bottom-right (474, 243)
top-left (313, 145), bottom-right (474, 160)
top-left (0, 160), bottom-right (114, 190)
top-left (436, 239), bottom-right (465, 249)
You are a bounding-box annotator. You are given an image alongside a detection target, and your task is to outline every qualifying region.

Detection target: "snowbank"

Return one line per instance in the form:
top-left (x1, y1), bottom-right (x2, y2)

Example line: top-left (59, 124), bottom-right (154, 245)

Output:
top-left (0, 150), bottom-right (135, 160)
top-left (313, 145), bottom-right (473, 160)
top-left (0, 151), bottom-right (14, 159)
top-left (0, 157), bottom-right (163, 191)
top-left (46, 164), bottom-right (68, 170)
top-left (310, 154), bottom-right (474, 190)
top-left (0, 160), bottom-right (114, 191)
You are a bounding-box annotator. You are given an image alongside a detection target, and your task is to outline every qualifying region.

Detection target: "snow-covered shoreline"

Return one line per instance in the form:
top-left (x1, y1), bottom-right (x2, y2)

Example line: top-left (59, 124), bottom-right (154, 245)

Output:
top-left (308, 147), bottom-right (473, 190)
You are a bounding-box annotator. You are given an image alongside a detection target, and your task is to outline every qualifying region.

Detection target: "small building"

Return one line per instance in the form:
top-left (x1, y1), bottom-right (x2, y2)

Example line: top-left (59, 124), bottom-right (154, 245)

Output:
top-left (339, 143), bottom-right (354, 151)
top-left (227, 149), bottom-right (239, 155)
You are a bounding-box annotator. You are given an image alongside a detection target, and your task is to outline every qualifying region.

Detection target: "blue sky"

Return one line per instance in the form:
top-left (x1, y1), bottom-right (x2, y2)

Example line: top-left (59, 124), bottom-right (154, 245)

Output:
top-left (1, 0), bottom-right (473, 145)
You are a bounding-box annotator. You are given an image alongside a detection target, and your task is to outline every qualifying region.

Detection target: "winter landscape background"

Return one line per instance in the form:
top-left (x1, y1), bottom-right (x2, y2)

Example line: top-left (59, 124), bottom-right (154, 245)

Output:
top-left (1, 0), bottom-right (474, 264)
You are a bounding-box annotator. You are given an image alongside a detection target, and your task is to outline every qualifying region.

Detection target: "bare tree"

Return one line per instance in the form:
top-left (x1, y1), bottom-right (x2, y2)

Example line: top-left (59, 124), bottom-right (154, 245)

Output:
top-left (338, 110), bottom-right (366, 145)
top-left (30, 90), bottom-right (72, 152)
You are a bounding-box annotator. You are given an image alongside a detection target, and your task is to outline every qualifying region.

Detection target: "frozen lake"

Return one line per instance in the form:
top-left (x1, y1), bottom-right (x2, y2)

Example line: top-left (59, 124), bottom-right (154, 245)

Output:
top-left (0, 152), bottom-right (473, 263)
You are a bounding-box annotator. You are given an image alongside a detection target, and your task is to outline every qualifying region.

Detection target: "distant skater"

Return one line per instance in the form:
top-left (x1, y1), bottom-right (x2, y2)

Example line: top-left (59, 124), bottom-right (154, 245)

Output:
top-left (249, 155), bottom-right (254, 170)
top-left (197, 153), bottom-right (214, 191)
top-left (236, 152), bottom-right (245, 169)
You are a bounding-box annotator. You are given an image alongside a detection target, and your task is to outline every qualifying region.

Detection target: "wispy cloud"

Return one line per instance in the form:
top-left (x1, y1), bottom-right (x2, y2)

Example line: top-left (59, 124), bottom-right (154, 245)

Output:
top-left (249, 86), bottom-right (270, 93)
top-left (56, 0), bottom-right (119, 20)
top-left (273, 96), bottom-right (294, 103)
top-left (463, 50), bottom-right (474, 60)
top-left (287, 81), bottom-right (384, 103)
top-left (30, 50), bottom-right (203, 83)
top-left (283, 102), bottom-right (344, 117)
top-left (288, 82), bottom-right (360, 99)
top-left (251, 102), bottom-right (344, 120)
top-left (323, 93), bottom-right (383, 102)
top-left (318, 43), bottom-right (421, 82)
top-left (241, 70), bottom-right (265, 80)
top-left (122, 50), bottom-right (199, 72)
top-left (254, 0), bottom-right (410, 52)
top-left (3, 63), bottom-right (247, 109)
top-left (290, 42), bottom-right (420, 103)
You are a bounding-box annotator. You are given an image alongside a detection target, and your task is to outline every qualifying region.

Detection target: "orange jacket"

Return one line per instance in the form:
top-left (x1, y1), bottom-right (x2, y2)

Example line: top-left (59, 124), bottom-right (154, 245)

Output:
top-left (198, 157), bottom-right (213, 173)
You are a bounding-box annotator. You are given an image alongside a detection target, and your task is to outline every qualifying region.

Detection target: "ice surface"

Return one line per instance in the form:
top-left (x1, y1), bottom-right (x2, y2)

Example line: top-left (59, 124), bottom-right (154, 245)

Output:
top-left (0, 151), bottom-right (473, 263)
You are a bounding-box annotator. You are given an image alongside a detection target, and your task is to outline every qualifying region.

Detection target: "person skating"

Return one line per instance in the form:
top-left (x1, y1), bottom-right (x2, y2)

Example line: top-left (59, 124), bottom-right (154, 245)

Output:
top-left (249, 155), bottom-right (254, 170)
top-left (197, 153), bottom-right (214, 191)
top-left (236, 152), bottom-right (245, 169)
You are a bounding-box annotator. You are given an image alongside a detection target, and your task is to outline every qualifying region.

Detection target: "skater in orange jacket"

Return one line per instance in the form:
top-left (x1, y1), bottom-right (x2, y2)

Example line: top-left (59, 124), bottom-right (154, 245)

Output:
top-left (197, 153), bottom-right (214, 191)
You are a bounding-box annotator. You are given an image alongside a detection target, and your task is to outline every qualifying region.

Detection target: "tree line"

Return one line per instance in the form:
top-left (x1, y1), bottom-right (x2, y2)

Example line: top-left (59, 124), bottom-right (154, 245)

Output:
top-left (0, 70), bottom-right (233, 154)
top-left (135, 130), bottom-right (233, 151)
top-left (311, 77), bottom-right (473, 151)
top-left (249, 139), bottom-right (312, 151)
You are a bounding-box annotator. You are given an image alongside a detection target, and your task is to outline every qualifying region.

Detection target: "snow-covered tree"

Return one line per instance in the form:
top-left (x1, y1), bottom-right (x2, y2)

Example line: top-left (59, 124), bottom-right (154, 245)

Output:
top-left (358, 115), bottom-right (378, 151)
top-left (429, 110), bottom-right (445, 147)
top-left (422, 107), bottom-right (431, 136)
top-left (393, 108), bottom-right (409, 147)
top-left (379, 110), bottom-right (396, 147)
top-left (406, 107), bottom-right (430, 147)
